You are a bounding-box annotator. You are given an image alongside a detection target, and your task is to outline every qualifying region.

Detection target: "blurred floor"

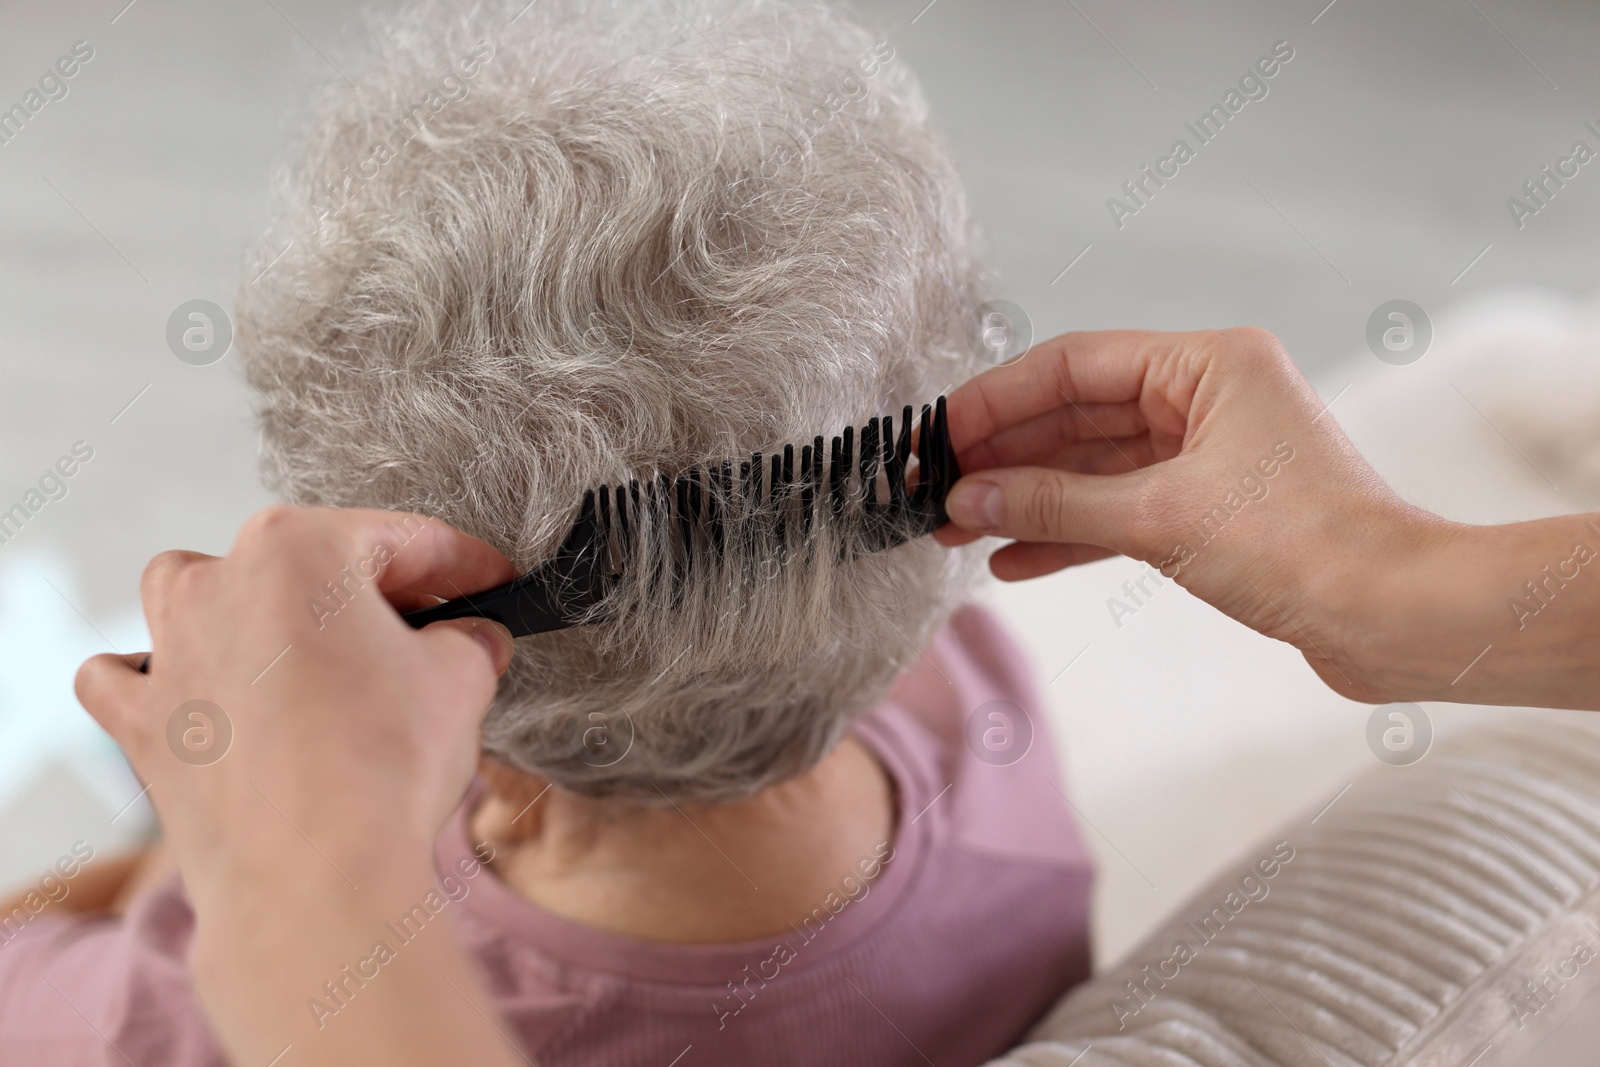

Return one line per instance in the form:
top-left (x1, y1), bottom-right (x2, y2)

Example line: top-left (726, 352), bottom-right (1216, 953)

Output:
top-left (1, 0), bottom-right (1598, 1061)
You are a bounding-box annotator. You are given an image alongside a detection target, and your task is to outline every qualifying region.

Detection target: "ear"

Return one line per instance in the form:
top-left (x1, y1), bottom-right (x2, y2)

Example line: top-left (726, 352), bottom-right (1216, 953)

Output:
top-left (477, 753), bottom-right (554, 840)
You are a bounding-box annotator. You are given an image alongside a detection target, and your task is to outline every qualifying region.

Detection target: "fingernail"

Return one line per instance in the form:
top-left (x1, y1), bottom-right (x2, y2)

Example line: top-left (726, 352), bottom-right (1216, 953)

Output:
top-left (946, 479), bottom-right (1002, 532)
top-left (469, 619), bottom-right (514, 674)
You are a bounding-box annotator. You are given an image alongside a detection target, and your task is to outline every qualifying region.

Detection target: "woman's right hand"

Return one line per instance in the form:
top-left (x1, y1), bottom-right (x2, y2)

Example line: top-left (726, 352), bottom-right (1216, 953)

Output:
top-left (935, 329), bottom-right (1600, 711)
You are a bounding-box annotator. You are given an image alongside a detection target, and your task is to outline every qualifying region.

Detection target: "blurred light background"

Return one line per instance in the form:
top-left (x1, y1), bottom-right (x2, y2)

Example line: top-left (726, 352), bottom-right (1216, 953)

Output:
top-left (2, 1), bottom-right (1598, 1060)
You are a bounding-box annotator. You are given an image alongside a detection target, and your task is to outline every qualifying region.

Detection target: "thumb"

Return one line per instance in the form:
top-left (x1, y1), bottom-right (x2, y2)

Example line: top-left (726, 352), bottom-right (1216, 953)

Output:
top-left (944, 467), bottom-right (1152, 552)
top-left (418, 618), bottom-right (516, 678)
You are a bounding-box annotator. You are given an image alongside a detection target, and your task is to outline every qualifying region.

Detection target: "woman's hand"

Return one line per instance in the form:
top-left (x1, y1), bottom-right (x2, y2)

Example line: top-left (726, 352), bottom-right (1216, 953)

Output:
top-left (936, 329), bottom-right (1600, 710)
top-left (73, 507), bottom-right (528, 1067)
top-left (76, 507), bottom-right (515, 911)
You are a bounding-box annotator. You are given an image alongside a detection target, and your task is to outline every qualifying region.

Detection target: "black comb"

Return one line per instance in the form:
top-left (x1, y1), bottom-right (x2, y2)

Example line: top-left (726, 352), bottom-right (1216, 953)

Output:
top-left (401, 396), bottom-right (960, 638)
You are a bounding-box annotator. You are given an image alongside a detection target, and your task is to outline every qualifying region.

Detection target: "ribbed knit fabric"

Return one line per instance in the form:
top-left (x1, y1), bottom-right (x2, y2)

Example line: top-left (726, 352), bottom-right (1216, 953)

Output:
top-left (985, 714), bottom-right (1600, 1067)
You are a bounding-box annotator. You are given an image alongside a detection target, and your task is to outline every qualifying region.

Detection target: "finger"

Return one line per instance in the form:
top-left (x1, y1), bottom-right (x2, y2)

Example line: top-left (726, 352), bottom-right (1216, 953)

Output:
top-left (988, 541), bottom-right (1118, 581)
top-left (933, 450), bottom-right (1151, 547)
top-left (412, 619), bottom-right (512, 717)
top-left (963, 400), bottom-right (1149, 465)
top-left (946, 331), bottom-right (1181, 453)
top-left (238, 508), bottom-right (517, 617)
top-left (421, 618), bottom-right (516, 677)
top-left (959, 433), bottom-right (1170, 478)
top-left (943, 465), bottom-right (1163, 556)
top-left (933, 522), bottom-right (985, 548)
top-left (362, 514), bottom-right (517, 604)
top-left (384, 589), bottom-right (452, 613)
top-left (139, 550), bottom-right (216, 638)
top-left (74, 653), bottom-right (149, 737)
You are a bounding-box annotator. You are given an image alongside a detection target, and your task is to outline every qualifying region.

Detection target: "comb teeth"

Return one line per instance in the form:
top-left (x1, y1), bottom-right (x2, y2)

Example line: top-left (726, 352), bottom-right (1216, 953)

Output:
top-left (801, 436), bottom-right (822, 542)
top-left (401, 395), bottom-right (961, 637)
top-left (830, 426), bottom-right (852, 519)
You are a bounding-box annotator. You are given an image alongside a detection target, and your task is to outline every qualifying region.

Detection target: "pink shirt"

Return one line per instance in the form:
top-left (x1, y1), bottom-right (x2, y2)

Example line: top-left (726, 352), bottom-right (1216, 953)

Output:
top-left (0, 604), bottom-right (1093, 1066)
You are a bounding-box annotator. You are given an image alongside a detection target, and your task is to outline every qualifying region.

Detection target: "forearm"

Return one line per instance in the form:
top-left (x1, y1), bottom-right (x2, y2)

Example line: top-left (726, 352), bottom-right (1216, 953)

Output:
top-left (191, 859), bottom-right (528, 1067)
top-left (1347, 513), bottom-right (1600, 709)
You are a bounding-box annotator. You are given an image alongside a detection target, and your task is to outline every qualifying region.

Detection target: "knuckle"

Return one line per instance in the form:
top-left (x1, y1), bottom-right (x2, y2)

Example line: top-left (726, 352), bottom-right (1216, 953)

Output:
top-left (167, 559), bottom-right (210, 607)
top-left (237, 504), bottom-right (305, 546)
top-left (73, 655), bottom-right (128, 726)
top-left (71, 658), bottom-right (98, 707)
top-left (1218, 327), bottom-right (1289, 371)
top-left (140, 549), bottom-right (191, 600)
top-left (430, 629), bottom-right (500, 699)
top-left (237, 506), bottom-right (355, 578)
top-left (1222, 325), bottom-right (1281, 352)
top-left (1018, 475), bottom-right (1066, 536)
top-left (1123, 480), bottom-right (1180, 559)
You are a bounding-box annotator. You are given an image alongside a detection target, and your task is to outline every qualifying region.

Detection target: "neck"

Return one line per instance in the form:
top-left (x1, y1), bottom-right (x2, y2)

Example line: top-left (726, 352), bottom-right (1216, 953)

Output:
top-left (469, 736), bottom-right (896, 943)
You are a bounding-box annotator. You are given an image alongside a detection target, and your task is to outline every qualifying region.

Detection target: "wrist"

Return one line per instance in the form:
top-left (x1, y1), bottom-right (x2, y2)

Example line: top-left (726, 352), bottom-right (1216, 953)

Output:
top-left (187, 851), bottom-right (518, 1067)
top-left (1315, 502), bottom-right (1478, 703)
top-left (206, 844), bottom-right (435, 917)
top-left (1444, 514), bottom-right (1600, 708)
top-left (190, 845), bottom-right (439, 966)
top-left (1331, 510), bottom-right (1600, 707)
top-left (191, 857), bottom-right (441, 1009)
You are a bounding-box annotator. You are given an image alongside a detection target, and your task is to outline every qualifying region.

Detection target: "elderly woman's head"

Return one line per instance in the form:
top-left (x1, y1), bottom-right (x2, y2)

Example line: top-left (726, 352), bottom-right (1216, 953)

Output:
top-left (236, 0), bottom-right (986, 805)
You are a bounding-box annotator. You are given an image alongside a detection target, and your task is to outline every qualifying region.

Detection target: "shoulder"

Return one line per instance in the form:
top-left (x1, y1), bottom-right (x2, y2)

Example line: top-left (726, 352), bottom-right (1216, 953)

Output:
top-left (876, 601), bottom-right (1049, 758)
top-left (863, 603), bottom-right (1093, 869)
top-left (0, 876), bottom-right (225, 1066)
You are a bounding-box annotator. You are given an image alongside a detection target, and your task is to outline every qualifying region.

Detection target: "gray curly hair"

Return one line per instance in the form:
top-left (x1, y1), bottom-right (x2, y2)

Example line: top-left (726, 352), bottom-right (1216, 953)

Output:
top-left (236, 0), bottom-right (988, 804)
